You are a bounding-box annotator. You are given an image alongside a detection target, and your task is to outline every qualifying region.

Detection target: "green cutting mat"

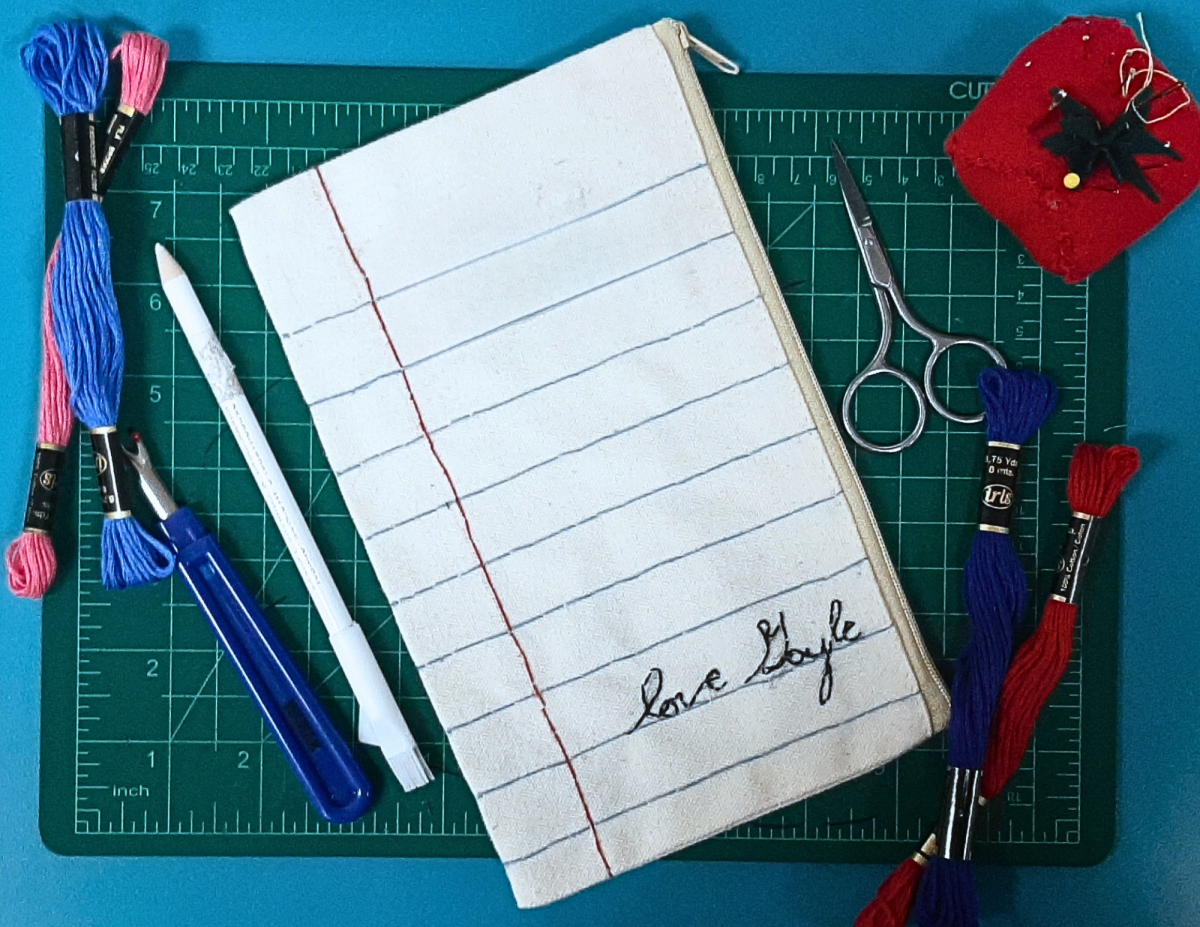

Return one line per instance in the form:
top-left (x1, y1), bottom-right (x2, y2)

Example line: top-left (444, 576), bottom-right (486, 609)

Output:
top-left (40, 65), bottom-right (1126, 865)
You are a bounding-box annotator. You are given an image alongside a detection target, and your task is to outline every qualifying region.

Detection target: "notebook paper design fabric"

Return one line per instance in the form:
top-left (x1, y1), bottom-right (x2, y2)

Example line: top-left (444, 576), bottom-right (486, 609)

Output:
top-left (231, 20), bottom-right (949, 907)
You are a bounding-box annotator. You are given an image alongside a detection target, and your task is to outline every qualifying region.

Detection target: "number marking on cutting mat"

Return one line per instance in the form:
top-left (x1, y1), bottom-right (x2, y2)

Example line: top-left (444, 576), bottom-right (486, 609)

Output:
top-left (40, 70), bottom-right (1122, 864)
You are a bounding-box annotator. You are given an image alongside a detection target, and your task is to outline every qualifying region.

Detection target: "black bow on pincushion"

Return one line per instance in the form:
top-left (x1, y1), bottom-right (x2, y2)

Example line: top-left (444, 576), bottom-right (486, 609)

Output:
top-left (1042, 86), bottom-right (1183, 202)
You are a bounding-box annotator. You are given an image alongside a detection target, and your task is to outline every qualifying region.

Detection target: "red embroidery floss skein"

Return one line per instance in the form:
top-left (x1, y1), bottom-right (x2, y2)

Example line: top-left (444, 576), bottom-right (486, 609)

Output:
top-left (853, 441), bottom-right (1140, 927)
top-left (7, 30), bottom-right (168, 598)
top-left (984, 443), bottom-right (1140, 796)
top-left (853, 834), bottom-right (937, 927)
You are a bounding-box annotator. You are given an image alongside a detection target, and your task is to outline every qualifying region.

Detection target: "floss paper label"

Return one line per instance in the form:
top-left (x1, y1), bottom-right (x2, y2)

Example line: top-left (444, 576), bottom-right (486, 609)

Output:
top-left (232, 20), bottom-right (949, 907)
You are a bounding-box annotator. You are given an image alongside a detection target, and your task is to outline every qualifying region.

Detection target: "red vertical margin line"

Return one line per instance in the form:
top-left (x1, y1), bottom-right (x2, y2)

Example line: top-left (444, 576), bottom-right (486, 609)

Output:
top-left (313, 166), bottom-right (613, 877)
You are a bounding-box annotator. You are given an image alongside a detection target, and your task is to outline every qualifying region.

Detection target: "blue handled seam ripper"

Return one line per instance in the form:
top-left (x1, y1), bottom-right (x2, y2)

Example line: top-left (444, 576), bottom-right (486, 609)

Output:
top-left (123, 433), bottom-right (372, 824)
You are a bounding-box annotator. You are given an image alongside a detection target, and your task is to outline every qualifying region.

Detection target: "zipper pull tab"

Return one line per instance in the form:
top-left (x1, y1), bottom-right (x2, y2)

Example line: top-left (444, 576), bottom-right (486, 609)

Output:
top-left (676, 22), bottom-right (740, 75)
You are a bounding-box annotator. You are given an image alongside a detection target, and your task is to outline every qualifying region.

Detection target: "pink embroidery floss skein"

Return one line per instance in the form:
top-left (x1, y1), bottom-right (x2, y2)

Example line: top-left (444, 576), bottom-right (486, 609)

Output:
top-left (7, 30), bottom-right (169, 598)
top-left (99, 32), bottom-right (169, 194)
top-left (6, 245), bottom-right (71, 598)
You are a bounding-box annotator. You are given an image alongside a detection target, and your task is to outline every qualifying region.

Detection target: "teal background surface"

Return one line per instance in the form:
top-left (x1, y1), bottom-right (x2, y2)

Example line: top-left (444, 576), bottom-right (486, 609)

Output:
top-left (1, 2), bottom-right (1197, 925)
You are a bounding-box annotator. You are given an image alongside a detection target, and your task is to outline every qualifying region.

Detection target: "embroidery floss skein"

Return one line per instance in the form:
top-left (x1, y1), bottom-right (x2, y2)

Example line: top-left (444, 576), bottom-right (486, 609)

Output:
top-left (853, 441), bottom-right (1138, 927)
top-left (6, 245), bottom-right (70, 598)
top-left (983, 442), bottom-right (1139, 796)
top-left (7, 31), bottom-right (169, 599)
top-left (21, 21), bottom-right (174, 590)
top-left (99, 32), bottom-right (169, 194)
top-left (853, 834), bottom-right (938, 927)
top-left (914, 365), bottom-right (1058, 927)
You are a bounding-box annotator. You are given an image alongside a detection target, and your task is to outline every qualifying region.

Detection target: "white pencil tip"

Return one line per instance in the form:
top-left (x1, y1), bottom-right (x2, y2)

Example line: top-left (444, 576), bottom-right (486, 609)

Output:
top-left (155, 243), bottom-right (184, 282)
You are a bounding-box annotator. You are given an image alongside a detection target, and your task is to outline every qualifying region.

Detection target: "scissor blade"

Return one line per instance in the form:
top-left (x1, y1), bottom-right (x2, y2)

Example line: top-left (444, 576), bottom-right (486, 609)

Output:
top-left (831, 141), bottom-right (874, 229)
top-left (831, 141), bottom-right (894, 289)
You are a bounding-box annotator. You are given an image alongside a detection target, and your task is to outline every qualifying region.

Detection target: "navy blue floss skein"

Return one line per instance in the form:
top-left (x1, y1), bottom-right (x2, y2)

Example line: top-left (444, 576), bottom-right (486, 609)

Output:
top-left (22, 22), bottom-right (175, 590)
top-left (915, 366), bottom-right (1058, 927)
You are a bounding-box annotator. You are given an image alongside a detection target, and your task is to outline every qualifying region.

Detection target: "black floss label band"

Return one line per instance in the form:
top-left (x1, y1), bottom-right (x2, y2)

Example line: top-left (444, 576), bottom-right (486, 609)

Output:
top-left (60, 112), bottom-right (99, 203)
top-left (22, 442), bottom-right (67, 535)
top-left (1050, 512), bottom-right (1099, 605)
top-left (89, 428), bottom-right (133, 520)
top-left (935, 766), bottom-right (983, 862)
top-left (97, 104), bottom-right (145, 197)
top-left (978, 440), bottom-right (1021, 534)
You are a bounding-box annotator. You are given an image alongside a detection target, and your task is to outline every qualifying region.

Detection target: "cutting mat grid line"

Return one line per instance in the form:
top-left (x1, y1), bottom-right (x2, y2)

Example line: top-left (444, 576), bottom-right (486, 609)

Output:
top-left (40, 67), bottom-right (1124, 864)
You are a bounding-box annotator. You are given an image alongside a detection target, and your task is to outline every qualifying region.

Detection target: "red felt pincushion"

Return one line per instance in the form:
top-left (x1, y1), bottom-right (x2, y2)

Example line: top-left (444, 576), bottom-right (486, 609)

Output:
top-left (945, 16), bottom-right (1200, 283)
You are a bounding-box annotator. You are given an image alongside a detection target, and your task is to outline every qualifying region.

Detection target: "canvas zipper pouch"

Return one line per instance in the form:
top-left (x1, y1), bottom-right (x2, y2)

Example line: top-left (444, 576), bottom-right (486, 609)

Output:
top-left (231, 19), bottom-right (948, 907)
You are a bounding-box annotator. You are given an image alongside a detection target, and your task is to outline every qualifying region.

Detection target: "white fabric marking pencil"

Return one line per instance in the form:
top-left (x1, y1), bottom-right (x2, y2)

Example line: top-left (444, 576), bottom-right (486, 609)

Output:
top-left (155, 242), bottom-right (433, 791)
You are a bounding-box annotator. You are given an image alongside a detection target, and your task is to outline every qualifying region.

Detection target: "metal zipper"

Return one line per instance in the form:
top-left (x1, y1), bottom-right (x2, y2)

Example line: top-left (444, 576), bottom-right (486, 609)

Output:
top-left (675, 21), bottom-right (740, 75)
top-left (653, 18), bottom-right (952, 722)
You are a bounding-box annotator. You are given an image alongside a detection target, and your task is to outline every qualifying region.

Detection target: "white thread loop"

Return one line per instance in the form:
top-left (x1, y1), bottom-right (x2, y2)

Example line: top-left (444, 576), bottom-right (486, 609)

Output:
top-left (1120, 12), bottom-right (1192, 124)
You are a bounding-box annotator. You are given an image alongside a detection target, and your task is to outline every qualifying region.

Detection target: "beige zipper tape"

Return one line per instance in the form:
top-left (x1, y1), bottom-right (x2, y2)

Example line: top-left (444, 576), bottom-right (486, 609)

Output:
top-left (653, 18), bottom-right (951, 731)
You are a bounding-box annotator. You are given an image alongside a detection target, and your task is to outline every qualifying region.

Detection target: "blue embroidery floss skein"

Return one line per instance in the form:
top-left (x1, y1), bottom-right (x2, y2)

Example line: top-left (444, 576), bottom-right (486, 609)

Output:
top-left (21, 21), bottom-right (175, 590)
top-left (914, 365), bottom-right (1058, 927)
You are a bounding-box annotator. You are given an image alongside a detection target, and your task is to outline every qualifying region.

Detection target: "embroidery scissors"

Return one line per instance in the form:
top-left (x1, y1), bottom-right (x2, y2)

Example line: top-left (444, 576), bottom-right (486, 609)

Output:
top-left (831, 141), bottom-right (1007, 453)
